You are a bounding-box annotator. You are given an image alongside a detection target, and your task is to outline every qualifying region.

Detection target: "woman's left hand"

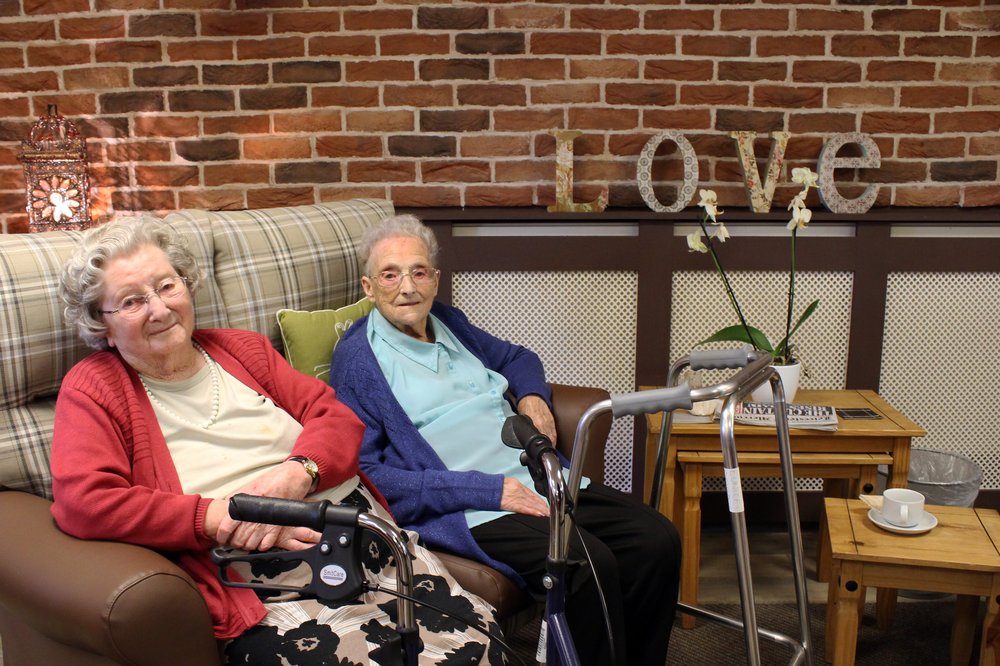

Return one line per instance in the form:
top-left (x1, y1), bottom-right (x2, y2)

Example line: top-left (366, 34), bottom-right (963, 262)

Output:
top-left (517, 394), bottom-right (557, 445)
top-left (213, 461), bottom-right (317, 551)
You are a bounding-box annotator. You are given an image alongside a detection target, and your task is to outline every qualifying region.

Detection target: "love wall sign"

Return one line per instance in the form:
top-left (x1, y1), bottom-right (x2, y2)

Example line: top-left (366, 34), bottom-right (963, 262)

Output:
top-left (547, 129), bottom-right (882, 215)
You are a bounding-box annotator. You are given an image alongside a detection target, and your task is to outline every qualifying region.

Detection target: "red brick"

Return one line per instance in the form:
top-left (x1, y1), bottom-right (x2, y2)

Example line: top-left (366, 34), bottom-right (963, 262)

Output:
top-left (719, 61), bottom-right (786, 82)
top-left (715, 110), bottom-right (785, 133)
top-left (679, 84), bottom-right (748, 106)
top-left (494, 159), bottom-right (553, 183)
top-left (97, 0), bottom-right (158, 9)
top-left (570, 8), bottom-right (639, 31)
top-left (963, 185), bottom-right (1000, 207)
top-left (755, 86), bottom-right (823, 109)
top-left (861, 161), bottom-right (928, 184)
top-left (900, 86), bottom-right (968, 108)
top-left (381, 84), bottom-right (451, 108)
top-left (388, 135), bottom-right (456, 158)
top-left (493, 109), bottom-right (563, 132)
top-left (203, 64), bottom-right (268, 86)
top-left (0, 97), bottom-right (30, 116)
top-left (644, 109), bottom-right (712, 130)
top-left (0, 46), bottom-right (23, 69)
top-left (422, 160), bottom-right (490, 183)
top-left (0, 20), bottom-right (54, 42)
top-left (275, 161), bottom-right (342, 184)
top-left (681, 36), bottom-right (751, 57)
top-left (345, 110), bottom-right (415, 132)
top-left (243, 137), bottom-right (311, 160)
top-left (200, 12), bottom-right (268, 36)
top-left (346, 8), bottom-right (413, 31)
top-left (58, 15), bottom-right (124, 39)
top-left (464, 184), bottom-right (535, 207)
top-left (940, 62), bottom-right (1000, 82)
top-left (978, 36), bottom-right (1000, 58)
top-left (719, 9), bottom-right (790, 31)
top-left (793, 61), bottom-right (861, 84)
top-left (607, 34), bottom-right (675, 56)
top-left (495, 6), bottom-right (563, 30)
top-left (904, 36), bottom-right (973, 58)
top-left (756, 36), bottom-right (825, 57)
top-left (935, 111), bottom-right (1000, 133)
top-left (203, 114), bottom-right (270, 135)
top-left (861, 112), bottom-right (931, 134)
top-left (128, 13), bottom-right (196, 38)
top-left (272, 10), bottom-right (341, 33)
top-left (832, 35), bottom-right (900, 58)
top-left (133, 115), bottom-right (200, 137)
top-left (646, 59), bottom-right (714, 82)
top-left (495, 58), bottom-right (565, 81)
top-left (241, 87), bottom-right (307, 111)
top-left (574, 158), bottom-right (635, 182)
top-left (314, 85), bottom-right (380, 108)
top-left (31, 94), bottom-right (95, 116)
top-left (972, 86), bottom-right (1000, 105)
top-left (346, 161), bottom-right (417, 183)
top-left (135, 165), bottom-right (199, 187)
top-left (528, 83), bottom-right (598, 105)
top-left (316, 136), bottom-right (383, 158)
top-left (969, 136), bottom-right (1000, 156)
top-left (24, 0), bottom-right (89, 14)
top-left (63, 66), bottom-right (130, 90)
top-left (828, 87), bottom-right (895, 108)
top-left (530, 32), bottom-right (602, 55)
top-left (106, 140), bottom-right (172, 163)
top-left (167, 40), bottom-right (234, 62)
top-left (345, 60), bottom-right (415, 82)
top-left (420, 59), bottom-right (489, 81)
top-left (867, 61), bottom-right (936, 82)
top-left (872, 9), bottom-right (941, 32)
top-left (945, 10), bottom-right (1000, 31)
top-left (0, 70), bottom-right (58, 93)
top-left (247, 187), bottom-right (315, 210)
top-left (894, 186), bottom-right (961, 207)
top-left (380, 34), bottom-right (449, 56)
top-left (568, 107), bottom-right (639, 131)
top-left (178, 189), bottom-right (247, 211)
top-left (237, 37), bottom-right (305, 59)
top-left (458, 84), bottom-right (528, 106)
top-left (389, 185), bottom-right (462, 208)
top-left (309, 35), bottom-right (377, 57)
top-left (797, 9), bottom-right (865, 32)
top-left (533, 132), bottom-right (602, 158)
top-left (460, 135), bottom-right (531, 158)
top-left (274, 111), bottom-right (343, 134)
top-left (417, 6), bottom-right (486, 30)
top-left (456, 32), bottom-right (525, 55)
top-left (788, 113), bottom-right (857, 134)
top-left (112, 189), bottom-right (176, 212)
top-left (95, 41), bottom-right (162, 63)
top-left (645, 10), bottom-right (714, 31)
top-left (204, 163), bottom-right (269, 185)
top-left (569, 58), bottom-right (639, 80)
top-left (26, 43), bottom-right (89, 67)
top-left (176, 138), bottom-right (239, 161)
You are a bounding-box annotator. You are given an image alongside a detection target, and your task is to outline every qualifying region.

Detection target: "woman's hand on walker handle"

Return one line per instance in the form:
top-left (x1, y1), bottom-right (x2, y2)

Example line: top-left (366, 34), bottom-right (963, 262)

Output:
top-left (517, 394), bottom-right (557, 445)
top-left (501, 477), bottom-right (549, 517)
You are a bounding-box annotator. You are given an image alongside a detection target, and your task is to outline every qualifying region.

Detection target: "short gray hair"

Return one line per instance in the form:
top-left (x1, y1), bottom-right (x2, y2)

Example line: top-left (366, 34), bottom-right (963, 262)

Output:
top-left (60, 216), bottom-right (204, 350)
top-left (358, 214), bottom-right (440, 276)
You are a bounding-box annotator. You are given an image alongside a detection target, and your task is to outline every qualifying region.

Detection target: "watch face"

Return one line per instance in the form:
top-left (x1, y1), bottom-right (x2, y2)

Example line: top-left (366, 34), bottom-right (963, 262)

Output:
top-left (303, 459), bottom-right (319, 477)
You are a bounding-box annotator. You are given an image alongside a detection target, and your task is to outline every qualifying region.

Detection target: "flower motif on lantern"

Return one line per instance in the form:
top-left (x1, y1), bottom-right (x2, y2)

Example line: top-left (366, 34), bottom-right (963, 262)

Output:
top-left (31, 176), bottom-right (82, 224)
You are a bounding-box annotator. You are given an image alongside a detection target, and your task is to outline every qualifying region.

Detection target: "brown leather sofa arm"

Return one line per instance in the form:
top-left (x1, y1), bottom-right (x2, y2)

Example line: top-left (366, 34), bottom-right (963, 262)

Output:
top-left (0, 491), bottom-right (220, 666)
top-left (550, 382), bottom-right (612, 485)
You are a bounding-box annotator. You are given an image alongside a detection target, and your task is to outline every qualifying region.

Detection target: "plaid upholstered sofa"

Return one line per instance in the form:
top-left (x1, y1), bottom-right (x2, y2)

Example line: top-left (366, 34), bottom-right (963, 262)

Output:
top-left (0, 198), bottom-right (610, 665)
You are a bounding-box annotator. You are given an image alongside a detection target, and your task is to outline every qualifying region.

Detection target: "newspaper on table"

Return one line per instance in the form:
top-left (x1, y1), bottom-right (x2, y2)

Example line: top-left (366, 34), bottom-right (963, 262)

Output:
top-left (733, 402), bottom-right (839, 431)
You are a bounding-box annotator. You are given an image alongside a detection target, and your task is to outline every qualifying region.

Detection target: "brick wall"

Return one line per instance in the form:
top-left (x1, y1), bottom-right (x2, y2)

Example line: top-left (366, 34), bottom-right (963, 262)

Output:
top-left (1, 1), bottom-right (998, 232)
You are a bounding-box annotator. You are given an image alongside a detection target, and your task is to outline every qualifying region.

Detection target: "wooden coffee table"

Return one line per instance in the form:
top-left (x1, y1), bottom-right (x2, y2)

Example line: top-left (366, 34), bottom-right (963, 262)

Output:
top-left (824, 498), bottom-right (1000, 666)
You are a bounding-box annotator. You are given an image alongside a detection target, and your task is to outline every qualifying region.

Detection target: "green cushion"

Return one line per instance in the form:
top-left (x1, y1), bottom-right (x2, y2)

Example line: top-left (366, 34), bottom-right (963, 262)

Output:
top-left (277, 297), bottom-right (374, 381)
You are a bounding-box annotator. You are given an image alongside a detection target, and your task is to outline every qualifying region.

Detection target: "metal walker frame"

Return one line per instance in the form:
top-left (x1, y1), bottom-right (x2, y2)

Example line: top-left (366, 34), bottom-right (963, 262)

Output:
top-left (565, 345), bottom-right (813, 666)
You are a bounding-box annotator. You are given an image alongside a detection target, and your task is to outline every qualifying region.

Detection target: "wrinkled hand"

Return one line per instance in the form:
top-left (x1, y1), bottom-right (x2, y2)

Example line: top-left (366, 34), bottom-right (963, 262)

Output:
top-left (517, 394), bottom-right (557, 446)
top-left (500, 477), bottom-right (549, 517)
top-left (211, 461), bottom-right (317, 551)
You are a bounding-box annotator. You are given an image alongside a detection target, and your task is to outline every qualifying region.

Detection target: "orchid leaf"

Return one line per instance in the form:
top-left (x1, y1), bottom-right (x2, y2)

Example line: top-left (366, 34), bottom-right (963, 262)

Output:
top-left (698, 325), bottom-right (774, 354)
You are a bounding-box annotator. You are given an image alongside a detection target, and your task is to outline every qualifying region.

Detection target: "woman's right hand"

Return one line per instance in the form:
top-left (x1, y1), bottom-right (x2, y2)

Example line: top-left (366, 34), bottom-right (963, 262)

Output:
top-left (499, 477), bottom-right (549, 517)
top-left (205, 498), bottom-right (321, 551)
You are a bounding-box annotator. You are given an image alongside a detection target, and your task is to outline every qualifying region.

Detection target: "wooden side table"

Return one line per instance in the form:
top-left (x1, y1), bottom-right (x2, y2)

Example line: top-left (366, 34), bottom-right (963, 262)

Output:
top-left (642, 389), bottom-right (926, 627)
top-left (824, 498), bottom-right (1000, 666)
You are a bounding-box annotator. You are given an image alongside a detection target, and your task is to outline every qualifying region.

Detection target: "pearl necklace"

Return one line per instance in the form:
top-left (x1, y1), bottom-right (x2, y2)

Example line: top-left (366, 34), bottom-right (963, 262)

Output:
top-left (140, 342), bottom-right (221, 429)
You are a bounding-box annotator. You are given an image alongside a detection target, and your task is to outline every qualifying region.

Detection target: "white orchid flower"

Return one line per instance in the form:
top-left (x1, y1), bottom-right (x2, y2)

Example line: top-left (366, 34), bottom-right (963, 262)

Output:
top-left (787, 192), bottom-right (807, 211)
top-left (791, 167), bottom-right (818, 189)
top-left (686, 230), bottom-right (708, 253)
top-left (697, 189), bottom-right (721, 223)
top-left (787, 205), bottom-right (812, 230)
top-left (711, 222), bottom-right (731, 243)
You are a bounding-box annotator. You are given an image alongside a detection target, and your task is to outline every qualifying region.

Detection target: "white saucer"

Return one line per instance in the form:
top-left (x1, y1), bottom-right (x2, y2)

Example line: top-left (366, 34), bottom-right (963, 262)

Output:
top-left (867, 508), bottom-right (937, 535)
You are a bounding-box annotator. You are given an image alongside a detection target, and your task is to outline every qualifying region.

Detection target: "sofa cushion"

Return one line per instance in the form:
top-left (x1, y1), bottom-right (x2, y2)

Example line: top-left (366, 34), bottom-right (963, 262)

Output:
top-left (277, 297), bottom-right (373, 381)
top-left (181, 199), bottom-right (392, 350)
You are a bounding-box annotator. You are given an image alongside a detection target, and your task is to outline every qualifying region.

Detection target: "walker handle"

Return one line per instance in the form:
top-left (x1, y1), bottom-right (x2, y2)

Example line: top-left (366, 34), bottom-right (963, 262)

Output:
top-left (688, 345), bottom-right (752, 370)
top-left (610, 384), bottom-right (693, 418)
top-left (228, 494), bottom-right (361, 531)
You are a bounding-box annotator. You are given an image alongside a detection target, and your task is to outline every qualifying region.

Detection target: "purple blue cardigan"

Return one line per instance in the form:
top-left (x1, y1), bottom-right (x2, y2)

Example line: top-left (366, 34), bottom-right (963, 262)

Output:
top-left (329, 302), bottom-right (552, 585)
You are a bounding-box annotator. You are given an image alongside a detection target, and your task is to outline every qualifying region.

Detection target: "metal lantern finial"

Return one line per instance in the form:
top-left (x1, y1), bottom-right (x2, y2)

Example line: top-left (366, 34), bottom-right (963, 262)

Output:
top-left (17, 104), bottom-right (92, 232)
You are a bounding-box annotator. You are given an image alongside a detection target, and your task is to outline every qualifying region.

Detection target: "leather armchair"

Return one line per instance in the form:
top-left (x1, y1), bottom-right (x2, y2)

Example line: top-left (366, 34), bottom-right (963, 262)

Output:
top-left (0, 383), bottom-right (611, 665)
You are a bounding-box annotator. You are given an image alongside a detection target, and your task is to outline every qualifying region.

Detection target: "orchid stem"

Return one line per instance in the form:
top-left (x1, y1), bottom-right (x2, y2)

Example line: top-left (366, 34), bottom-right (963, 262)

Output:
top-left (698, 217), bottom-right (759, 352)
top-left (781, 228), bottom-right (798, 363)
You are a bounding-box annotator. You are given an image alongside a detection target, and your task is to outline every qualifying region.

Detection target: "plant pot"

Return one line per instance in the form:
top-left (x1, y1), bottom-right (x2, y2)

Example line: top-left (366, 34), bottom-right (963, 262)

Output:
top-left (750, 361), bottom-right (801, 403)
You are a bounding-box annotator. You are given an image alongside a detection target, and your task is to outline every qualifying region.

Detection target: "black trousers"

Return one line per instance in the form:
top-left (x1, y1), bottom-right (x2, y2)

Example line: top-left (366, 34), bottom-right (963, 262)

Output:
top-left (471, 483), bottom-right (681, 666)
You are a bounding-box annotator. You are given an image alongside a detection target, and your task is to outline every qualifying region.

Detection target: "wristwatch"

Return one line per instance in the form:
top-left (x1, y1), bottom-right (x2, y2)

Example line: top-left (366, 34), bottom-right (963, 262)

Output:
top-left (287, 455), bottom-right (320, 489)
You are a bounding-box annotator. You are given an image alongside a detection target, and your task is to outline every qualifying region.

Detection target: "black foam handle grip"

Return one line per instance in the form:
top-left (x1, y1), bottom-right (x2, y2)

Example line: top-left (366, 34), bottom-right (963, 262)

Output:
top-left (228, 494), bottom-right (330, 531)
top-left (501, 413), bottom-right (549, 451)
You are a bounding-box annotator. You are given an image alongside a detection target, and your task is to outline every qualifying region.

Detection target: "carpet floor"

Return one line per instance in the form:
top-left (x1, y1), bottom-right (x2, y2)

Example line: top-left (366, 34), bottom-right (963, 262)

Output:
top-left (506, 599), bottom-right (984, 665)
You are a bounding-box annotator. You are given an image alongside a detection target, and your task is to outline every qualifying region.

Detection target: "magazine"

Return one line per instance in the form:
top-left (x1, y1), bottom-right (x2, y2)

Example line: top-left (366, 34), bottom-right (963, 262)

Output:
top-left (733, 402), bottom-right (839, 431)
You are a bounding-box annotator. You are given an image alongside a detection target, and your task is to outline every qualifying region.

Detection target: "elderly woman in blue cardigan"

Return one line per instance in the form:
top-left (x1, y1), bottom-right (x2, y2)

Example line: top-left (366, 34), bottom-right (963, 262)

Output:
top-left (330, 215), bottom-right (681, 666)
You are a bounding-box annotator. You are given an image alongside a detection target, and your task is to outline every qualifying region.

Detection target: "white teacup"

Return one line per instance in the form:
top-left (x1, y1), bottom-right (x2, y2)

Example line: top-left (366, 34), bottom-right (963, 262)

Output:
top-left (881, 488), bottom-right (925, 527)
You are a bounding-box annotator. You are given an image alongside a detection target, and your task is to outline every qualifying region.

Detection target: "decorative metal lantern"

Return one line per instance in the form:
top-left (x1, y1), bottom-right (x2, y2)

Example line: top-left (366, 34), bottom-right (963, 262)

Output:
top-left (17, 104), bottom-right (92, 232)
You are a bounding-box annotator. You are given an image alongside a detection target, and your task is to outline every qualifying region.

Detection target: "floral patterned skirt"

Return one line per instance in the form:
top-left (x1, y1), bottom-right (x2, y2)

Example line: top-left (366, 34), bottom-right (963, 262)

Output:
top-left (222, 487), bottom-right (506, 666)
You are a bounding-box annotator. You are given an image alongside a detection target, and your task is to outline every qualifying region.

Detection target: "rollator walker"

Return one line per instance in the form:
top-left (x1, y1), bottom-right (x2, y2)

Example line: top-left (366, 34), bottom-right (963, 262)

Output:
top-left (514, 345), bottom-right (812, 666)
